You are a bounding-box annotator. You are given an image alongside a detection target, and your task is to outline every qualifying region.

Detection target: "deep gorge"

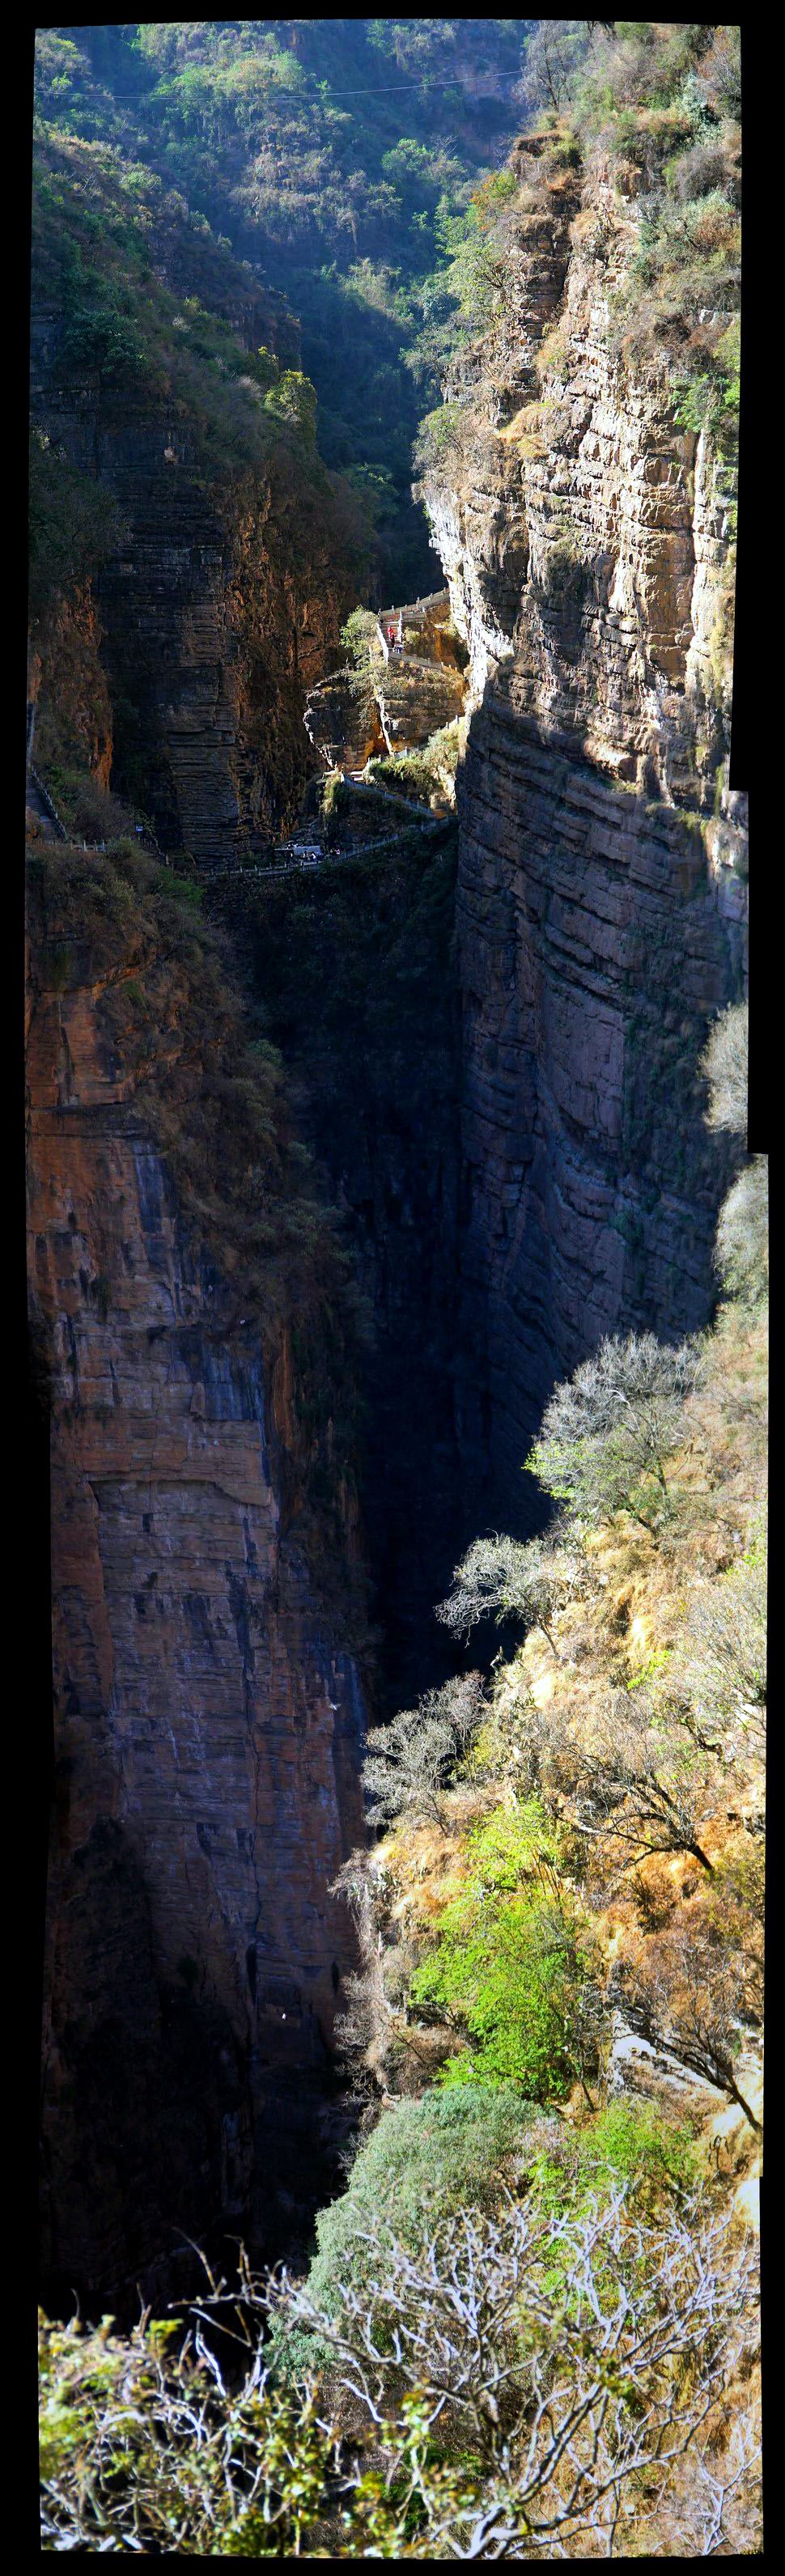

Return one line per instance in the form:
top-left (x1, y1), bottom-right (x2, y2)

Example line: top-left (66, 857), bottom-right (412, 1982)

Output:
top-left (30, 23), bottom-right (748, 2332)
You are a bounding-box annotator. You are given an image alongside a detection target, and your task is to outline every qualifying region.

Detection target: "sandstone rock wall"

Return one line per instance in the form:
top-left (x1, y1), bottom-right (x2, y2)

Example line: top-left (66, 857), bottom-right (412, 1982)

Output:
top-left (304, 591), bottom-right (466, 774)
top-left (422, 139), bottom-right (746, 1518)
top-left (30, 325), bottom-right (356, 859)
top-left (452, 698), bottom-right (741, 1517)
top-left (29, 902), bottom-right (365, 2308)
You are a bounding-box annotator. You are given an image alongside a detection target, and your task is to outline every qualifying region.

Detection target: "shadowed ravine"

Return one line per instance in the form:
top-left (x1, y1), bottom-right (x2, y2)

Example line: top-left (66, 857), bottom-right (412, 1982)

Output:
top-left (30, 22), bottom-right (747, 2331)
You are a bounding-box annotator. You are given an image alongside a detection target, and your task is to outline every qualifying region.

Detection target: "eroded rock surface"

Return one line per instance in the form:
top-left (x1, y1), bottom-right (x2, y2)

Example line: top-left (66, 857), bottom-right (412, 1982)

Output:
top-left (419, 138), bottom-right (746, 1517)
top-left (304, 591), bottom-right (467, 773)
top-left (29, 909), bottom-right (365, 2308)
top-left (30, 323), bottom-right (357, 860)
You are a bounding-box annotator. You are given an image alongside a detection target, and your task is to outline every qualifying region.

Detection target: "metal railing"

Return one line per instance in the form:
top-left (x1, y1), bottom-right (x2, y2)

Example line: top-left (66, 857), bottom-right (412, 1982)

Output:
top-left (202, 813), bottom-right (451, 893)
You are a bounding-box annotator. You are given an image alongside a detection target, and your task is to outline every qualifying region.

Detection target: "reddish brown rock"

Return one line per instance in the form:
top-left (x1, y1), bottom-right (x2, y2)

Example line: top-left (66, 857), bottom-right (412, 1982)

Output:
top-left (28, 889), bottom-right (366, 2309)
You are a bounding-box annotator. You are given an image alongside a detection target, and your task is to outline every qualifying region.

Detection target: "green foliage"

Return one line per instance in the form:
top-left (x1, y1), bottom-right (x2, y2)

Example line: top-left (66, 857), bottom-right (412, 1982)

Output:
top-left (35, 19), bottom-right (531, 598)
top-left (409, 1799), bottom-right (596, 2100)
top-left (339, 605), bottom-right (380, 669)
top-left (264, 367), bottom-right (318, 443)
top-left (58, 261), bottom-right (146, 383)
top-left (269, 2082), bottom-right (537, 2376)
top-left (548, 23), bottom-right (742, 462)
top-left (413, 401), bottom-right (465, 476)
top-left (40, 2308), bottom-right (426, 2553)
top-left (533, 2100), bottom-right (698, 2222)
top-left (365, 715), bottom-right (465, 813)
top-left (31, 127), bottom-right (340, 501)
top-left (42, 2183), bottom-right (760, 2557)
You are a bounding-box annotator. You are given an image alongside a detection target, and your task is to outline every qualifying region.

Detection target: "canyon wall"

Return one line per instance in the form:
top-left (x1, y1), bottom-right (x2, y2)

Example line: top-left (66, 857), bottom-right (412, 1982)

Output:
top-left (217, 826), bottom-right (464, 1711)
top-left (29, 864), bottom-right (365, 2311)
top-left (31, 84), bottom-right (748, 2315)
top-left (29, 336), bottom-right (356, 862)
top-left (421, 136), bottom-right (746, 1520)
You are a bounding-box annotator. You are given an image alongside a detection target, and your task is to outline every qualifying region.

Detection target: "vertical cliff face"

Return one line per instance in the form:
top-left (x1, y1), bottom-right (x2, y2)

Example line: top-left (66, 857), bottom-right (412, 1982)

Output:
top-left (29, 860), bottom-right (366, 2310)
top-left (29, 350), bottom-right (356, 860)
top-left (221, 825), bottom-right (464, 1711)
top-left (421, 135), bottom-right (746, 1520)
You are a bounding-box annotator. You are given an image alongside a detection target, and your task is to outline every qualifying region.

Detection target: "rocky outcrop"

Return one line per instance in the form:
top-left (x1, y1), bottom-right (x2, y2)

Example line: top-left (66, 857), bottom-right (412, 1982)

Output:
top-left (304, 592), bottom-right (467, 773)
top-left (28, 870), bottom-right (366, 2309)
top-left (303, 668), bottom-right (385, 770)
top-left (376, 656), bottom-right (465, 756)
top-left (421, 136), bottom-right (746, 1518)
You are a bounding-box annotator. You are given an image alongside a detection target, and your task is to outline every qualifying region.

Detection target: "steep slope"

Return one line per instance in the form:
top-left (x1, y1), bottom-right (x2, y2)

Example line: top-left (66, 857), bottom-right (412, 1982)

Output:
top-left (29, 846), bottom-right (367, 2311)
top-left (31, 18), bottom-right (749, 2328)
top-left (417, 51), bottom-right (745, 1518)
top-left (30, 130), bottom-right (366, 859)
top-left (40, 19), bottom-right (536, 597)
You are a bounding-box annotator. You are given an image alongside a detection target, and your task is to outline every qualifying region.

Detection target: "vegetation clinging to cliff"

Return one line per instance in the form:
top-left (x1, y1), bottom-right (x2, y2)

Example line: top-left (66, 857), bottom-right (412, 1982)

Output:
top-left (417, 23), bottom-right (740, 503)
top-left (35, 19), bottom-right (533, 596)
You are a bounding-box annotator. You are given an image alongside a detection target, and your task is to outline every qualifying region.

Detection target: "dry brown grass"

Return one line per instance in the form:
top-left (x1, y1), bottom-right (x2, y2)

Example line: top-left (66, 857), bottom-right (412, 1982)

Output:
top-left (363, 1301), bottom-right (764, 2260)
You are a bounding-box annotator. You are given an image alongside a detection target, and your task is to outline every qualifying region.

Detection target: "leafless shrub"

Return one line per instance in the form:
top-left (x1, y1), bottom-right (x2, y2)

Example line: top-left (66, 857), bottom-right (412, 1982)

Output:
top-left (527, 1332), bottom-right (704, 1531)
top-left (668, 140), bottom-right (735, 203)
top-left (329, 1848), bottom-right (393, 2081)
top-left (554, 1685), bottom-right (717, 1886)
top-left (621, 1928), bottom-right (762, 2133)
top-left (514, 20), bottom-right (591, 117)
top-left (698, 24), bottom-right (742, 120)
top-left (701, 1003), bottom-right (767, 1302)
top-left (676, 1557), bottom-right (767, 1759)
top-left (437, 1530), bottom-right (585, 1651)
top-left (362, 1674), bottom-right (486, 1828)
top-left (716, 1157), bottom-right (769, 1305)
top-left (702, 999), bottom-right (748, 1135)
top-left (265, 2186), bottom-right (759, 2556)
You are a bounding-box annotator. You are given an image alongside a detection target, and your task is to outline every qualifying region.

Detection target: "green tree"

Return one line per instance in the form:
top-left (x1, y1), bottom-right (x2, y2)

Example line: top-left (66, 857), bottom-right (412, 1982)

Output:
top-left (409, 1801), bottom-right (600, 2101)
top-left (265, 367), bottom-right (318, 442)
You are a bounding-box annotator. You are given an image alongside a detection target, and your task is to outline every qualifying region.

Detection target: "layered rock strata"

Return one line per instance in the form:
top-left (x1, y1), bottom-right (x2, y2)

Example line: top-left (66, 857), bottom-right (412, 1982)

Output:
top-left (29, 898), bottom-right (365, 2308)
top-left (376, 656), bottom-right (465, 756)
top-left (304, 590), bottom-right (467, 772)
top-left (30, 331), bottom-right (354, 861)
top-left (420, 137), bottom-right (746, 1516)
top-left (452, 695), bottom-right (741, 1516)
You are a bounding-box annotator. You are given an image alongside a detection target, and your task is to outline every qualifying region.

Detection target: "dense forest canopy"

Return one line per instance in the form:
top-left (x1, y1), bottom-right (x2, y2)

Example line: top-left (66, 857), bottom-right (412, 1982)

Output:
top-left (35, 19), bottom-right (535, 596)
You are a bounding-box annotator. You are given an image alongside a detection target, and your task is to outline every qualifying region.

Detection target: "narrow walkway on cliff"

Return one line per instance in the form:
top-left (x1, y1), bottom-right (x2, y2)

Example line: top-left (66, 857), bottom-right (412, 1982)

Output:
top-left (206, 809), bottom-right (452, 893)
